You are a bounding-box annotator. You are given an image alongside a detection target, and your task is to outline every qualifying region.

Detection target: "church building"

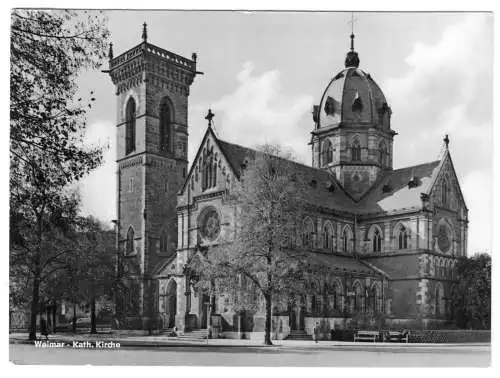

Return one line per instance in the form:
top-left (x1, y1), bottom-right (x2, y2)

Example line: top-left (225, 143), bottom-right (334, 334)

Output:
top-left (108, 23), bottom-right (468, 338)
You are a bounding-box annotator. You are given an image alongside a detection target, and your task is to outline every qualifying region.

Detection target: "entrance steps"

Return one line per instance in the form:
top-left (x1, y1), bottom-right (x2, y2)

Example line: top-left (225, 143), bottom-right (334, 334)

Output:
top-left (286, 330), bottom-right (312, 341)
top-left (159, 328), bottom-right (177, 336)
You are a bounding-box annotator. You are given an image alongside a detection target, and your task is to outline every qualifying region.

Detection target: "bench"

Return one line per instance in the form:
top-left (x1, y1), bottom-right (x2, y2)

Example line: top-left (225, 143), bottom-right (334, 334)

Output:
top-left (354, 330), bottom-right (379, 342)
top-left (385, 331), bottom-right (409, 343)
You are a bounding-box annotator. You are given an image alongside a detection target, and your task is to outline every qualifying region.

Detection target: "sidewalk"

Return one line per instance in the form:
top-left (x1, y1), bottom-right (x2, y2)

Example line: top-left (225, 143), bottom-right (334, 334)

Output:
top-left (9, 332), bottom-right (490, 351)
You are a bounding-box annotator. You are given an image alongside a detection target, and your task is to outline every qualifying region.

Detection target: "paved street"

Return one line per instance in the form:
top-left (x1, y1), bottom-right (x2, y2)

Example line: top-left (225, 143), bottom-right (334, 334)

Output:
top-left (10, 343), bottom-right (490, 367)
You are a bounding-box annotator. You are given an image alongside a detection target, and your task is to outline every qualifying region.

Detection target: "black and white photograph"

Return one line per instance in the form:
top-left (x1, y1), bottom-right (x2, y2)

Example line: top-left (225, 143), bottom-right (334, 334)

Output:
top-left (7, 4), bottom-right (494, 369)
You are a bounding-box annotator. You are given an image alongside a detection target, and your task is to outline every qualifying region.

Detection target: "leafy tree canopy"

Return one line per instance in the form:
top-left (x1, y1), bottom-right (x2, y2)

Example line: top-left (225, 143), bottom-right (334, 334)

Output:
top-left (451, 253), bottom-right (491, 329)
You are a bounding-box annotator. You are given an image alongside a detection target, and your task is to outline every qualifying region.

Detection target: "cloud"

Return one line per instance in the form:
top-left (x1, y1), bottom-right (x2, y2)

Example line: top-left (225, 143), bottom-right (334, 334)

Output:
top-left (382, 14), bottom-right (492, 254)
top-left (462, 170), bottom-right (492, 255)
top-left (192, 61), bottom-right (314, 163)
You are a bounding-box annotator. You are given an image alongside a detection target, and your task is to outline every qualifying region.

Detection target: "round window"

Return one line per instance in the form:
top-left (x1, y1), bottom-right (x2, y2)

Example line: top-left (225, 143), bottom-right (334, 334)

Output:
top-left (437, 224), bottom-right (451, 253)
top-left (198, 207), bottom-right (221, 241)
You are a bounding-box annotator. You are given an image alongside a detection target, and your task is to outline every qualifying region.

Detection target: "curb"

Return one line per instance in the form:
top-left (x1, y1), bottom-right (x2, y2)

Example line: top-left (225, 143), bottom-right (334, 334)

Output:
top-left (9, 337), bottom-right (490, 350)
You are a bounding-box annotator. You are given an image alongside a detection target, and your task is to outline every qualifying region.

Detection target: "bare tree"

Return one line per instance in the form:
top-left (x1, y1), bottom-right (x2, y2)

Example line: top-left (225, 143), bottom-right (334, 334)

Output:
top-left (193, 144), bottom-right (311, 345)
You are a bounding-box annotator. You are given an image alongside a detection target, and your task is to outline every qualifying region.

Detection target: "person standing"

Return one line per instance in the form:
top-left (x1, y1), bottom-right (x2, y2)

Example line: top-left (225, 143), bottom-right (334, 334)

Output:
top-left (40, 315), bottom-right (49, 341)
top-left (313, 322), bottom-right (319, 343)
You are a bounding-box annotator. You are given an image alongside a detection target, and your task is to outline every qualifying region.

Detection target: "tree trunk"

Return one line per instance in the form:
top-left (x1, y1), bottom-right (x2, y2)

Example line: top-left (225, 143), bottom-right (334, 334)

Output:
top-left (52, 302), bottom-right (56, 334)
top-left (264, 292), bottom-right (273, 345)
top-left (28, 276), bottom-right (40, 340)
top-left (29, 212), bottom-right (44, 341)
top-left (90, 295), bottom-right (97, 333)
top-left (72, 302), bottom-right (77, 333)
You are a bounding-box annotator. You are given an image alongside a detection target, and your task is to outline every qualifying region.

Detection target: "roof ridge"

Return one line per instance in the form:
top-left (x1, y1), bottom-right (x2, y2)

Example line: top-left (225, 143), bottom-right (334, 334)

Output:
top-left (217, 137), bottom-right (334, 175)
top-left (392, 160), bottom-right (441, 173)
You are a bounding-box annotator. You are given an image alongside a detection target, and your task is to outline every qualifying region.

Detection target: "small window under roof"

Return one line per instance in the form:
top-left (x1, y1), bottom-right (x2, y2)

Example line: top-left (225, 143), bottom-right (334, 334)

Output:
top-left (382, 183), bottom-right (392, 193)
top-left (408, 176), bottom-right (421, 189)
top-left (325, 181), bottom-right (335, 192)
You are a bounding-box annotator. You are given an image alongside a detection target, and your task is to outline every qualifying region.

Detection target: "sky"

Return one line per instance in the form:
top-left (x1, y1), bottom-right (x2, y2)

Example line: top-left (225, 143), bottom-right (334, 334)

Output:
top-left (77, 11), bottom-right (493, 255)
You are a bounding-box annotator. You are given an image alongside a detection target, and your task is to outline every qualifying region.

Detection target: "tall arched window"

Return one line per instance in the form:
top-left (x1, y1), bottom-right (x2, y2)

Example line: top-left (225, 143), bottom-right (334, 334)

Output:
top-left (379, 140), bottom-right (387, 165)
top-left (212, 161), bottom-right (217, 187)
top-left (398, 225), bottom-right (409, 250)
top-left (353, 282), bottom-right (363, 312)
top-left (159, 230), bottom-right (168, 253)
top-left (125, 98), bottom-right (136, 154)
top-left (333, 281), bottom-right (343, 311)
top-left (159, 97), bottom-right (173, 153)
top-left (201, 151), bottom-right (217, 191)
top-left (126, 226), bottom-right (135, 255)
top-left (441, 178), bottom-right (449, 206)
top-left (321, 139), bottom-right (334, 166)
top-left (370, 283), bottom-right (383, 313)
top-left (303, 218), bottom-right (314, 248)
top-left (435, 283), bottom-right (444, 316)
top-left (322, 222), bottom-right (334, 251)
top-left (352, 139), bottom-right (361, 161)
top-left (372, 228), bottom-right (382, 253)
top-left (342, 226), bottom-right (352, 253)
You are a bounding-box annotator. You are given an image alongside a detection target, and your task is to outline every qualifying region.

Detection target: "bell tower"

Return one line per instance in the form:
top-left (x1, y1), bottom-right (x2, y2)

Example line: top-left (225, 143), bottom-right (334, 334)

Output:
top-left (109, 23), bottom-right (199, 327)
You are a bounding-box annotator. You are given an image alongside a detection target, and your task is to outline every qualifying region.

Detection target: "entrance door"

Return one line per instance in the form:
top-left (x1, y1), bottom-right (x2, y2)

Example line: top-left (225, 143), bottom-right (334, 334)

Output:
top-left (289, 307), bottom-right (297, 330)
top-left (201, 294), bottom-right (210, 329)
top-left (165, 280), bottom-right (177, 328)
top-left (298, 306), bottom-right (305, 330)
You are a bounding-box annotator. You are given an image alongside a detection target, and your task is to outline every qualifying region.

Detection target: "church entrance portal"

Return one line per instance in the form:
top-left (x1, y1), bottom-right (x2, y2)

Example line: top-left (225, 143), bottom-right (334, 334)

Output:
top-left (288, 297), bottom-right (305, 331)
top-left (201, 294), bottom-right (210, 329)
top-left (165, 280), bottom-right (177, 328)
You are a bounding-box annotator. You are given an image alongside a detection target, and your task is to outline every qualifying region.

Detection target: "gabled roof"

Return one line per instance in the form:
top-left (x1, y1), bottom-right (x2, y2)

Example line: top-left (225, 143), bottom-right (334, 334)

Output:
top-left (217, 139), bottom-right (256, 179)
top-left (179, 126), bottom-right (215, 194)
top-left (183, 127), bottom-right (448, 216)
top-left (424, 149), bottom-right (468, 211)
top-left (353, 160), bottom-right (441, 214)
top-left (217, 138), bottom-right (358, 213)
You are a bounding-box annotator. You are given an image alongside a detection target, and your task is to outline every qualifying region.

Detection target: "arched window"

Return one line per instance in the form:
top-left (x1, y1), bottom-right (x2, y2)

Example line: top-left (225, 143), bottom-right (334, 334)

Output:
top-left (159, 230), bottom-right (168, 253)
top-left (342, 226), bottom-right (352, 253)
top-left (370, 283), bottom-right (383, 313)
top-left (351, 139), bottom-right (361, 161)
top-left (398, 225), bottom-right (409, 250)
top-left (126, 226), bottom-right (135, 255)
top-left (321, 139), bottom-right (334, 166)
top-left (353, 282), bottom-right (363, 312)
top-left (372, 228), bottom-right (382, 253)
top-left (333, 281), bottom-right (343, 311)
top-left (435, 283), bottom-right (444, 316)
top-left (303, 218), bottom-right (314, 248)
top-left (441, 178), bottom-right (449, 206)
top-left (322, 222), bottom-right (334, 251)
top-left (379, 140), bottom-right (387, 165)
top-left (159, 97), bottom-right (173, 153)
top-left (212, 161), bottom-right (217, 187)
top-left (125, 98), bottom-right (136, 154)
top-left (201, 152), bottom-right (217, 191)
top-left (311, 294), bottom-right (317, 313)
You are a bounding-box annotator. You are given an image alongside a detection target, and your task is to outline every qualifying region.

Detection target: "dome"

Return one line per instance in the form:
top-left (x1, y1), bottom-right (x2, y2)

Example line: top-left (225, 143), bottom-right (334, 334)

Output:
top-left (316, 59), bottom-right (391, 130)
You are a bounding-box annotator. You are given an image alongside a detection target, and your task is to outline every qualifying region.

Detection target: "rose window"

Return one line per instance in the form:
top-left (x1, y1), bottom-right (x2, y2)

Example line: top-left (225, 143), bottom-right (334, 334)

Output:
top-left (437, 224), bottom-right (451, 253)
top-left (199, 207), bottom-right (221, 241)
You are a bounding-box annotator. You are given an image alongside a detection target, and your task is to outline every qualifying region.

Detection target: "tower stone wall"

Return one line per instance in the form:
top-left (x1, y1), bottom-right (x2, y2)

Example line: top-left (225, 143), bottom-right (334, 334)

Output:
top-left (109, 31), bottom-right (198, 326)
